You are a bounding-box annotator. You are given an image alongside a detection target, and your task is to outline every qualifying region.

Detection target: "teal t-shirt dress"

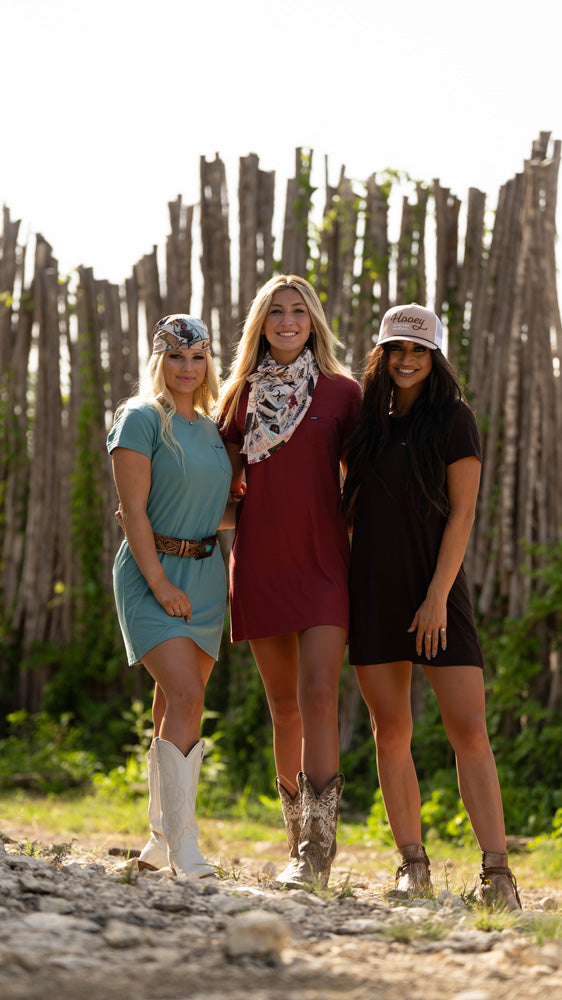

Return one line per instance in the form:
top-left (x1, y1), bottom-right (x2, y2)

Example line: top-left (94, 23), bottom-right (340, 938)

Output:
top-left (107, 402), bottom-right (232, 664)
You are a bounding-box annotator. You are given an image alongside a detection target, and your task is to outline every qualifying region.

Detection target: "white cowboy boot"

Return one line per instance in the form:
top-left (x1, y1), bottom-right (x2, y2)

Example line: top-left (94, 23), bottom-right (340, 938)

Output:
top-left (155, 737), bottom-right (214, 878)
top-left (137, 745), bottom-right (168, 871)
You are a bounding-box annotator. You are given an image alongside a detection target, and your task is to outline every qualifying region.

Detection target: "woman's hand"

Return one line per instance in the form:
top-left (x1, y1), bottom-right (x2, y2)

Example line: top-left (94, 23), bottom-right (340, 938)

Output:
top-left (229, 481), bottom-right (247, 501)
top-left (219, 481), bottom-right (247, 530)
top-left (150, 578), bottom-right (193, 621)
top-left (408, 594), bottom-right (447, 659)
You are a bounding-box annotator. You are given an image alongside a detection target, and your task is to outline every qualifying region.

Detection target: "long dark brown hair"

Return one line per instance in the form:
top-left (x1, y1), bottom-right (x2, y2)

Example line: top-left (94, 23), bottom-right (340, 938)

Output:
top-left (343, 343), bottom-right (463, 522)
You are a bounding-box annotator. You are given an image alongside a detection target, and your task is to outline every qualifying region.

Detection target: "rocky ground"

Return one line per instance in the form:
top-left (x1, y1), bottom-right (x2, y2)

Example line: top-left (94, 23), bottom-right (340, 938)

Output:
top-left (0, 830), bottom-right (561, 1000)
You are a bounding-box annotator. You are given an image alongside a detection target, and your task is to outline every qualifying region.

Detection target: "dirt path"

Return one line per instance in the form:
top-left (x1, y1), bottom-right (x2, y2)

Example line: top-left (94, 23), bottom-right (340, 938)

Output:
top-left (0, 823), bottom-right (561, 1000)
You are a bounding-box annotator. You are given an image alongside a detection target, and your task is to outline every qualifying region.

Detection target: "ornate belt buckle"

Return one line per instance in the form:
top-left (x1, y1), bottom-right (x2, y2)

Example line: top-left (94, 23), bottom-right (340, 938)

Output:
top-left (195, 536), bottom-right (217, 560)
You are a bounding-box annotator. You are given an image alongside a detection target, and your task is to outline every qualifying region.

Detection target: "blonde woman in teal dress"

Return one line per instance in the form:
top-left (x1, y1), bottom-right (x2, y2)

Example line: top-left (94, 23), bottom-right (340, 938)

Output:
top-left (107, 315), bottom-right (233, 878)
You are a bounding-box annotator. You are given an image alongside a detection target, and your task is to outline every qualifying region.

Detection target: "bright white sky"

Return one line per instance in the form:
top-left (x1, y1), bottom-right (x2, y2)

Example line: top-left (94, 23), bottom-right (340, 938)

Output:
top-left (3, 0), bottom-right (561, 298)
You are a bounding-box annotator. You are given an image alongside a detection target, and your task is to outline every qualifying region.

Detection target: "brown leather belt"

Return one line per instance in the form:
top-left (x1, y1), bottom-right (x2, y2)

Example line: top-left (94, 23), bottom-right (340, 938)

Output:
top-left (153, 532), bottom-right (217, 560)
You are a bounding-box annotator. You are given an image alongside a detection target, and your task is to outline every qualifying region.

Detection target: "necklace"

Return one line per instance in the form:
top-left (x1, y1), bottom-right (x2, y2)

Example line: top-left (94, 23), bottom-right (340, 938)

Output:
top-left (179, 410), bottom-right (198, 424)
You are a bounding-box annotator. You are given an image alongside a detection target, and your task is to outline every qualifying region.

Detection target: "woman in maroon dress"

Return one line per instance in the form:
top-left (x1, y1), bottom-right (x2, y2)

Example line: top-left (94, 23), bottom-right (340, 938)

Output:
top-left (343, 303), bottom-right (521, 910)
top-left (220, 274), bottom-right (362, 888)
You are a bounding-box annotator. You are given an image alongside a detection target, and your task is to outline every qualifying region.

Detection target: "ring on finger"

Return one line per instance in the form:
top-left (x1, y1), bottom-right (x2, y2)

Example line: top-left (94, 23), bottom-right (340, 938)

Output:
top-left (424, 633), bottom-right (432, 639)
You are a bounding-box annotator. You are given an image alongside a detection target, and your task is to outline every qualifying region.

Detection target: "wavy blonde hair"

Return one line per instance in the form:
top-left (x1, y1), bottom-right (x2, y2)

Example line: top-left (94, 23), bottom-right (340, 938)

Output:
top-left (219, 274), bottom-right (349, 430)
top-left (114, 350), bottom-right (220, 459)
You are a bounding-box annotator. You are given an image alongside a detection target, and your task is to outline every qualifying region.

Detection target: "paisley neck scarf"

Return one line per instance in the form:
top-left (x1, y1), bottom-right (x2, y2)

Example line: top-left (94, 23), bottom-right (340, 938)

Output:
top-left (242, 347), bottom-right (319, 464)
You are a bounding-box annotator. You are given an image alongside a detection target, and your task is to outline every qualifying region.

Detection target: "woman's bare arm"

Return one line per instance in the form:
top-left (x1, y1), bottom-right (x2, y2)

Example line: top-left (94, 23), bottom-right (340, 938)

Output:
top-left (409, 456), bottom-right (481, 658)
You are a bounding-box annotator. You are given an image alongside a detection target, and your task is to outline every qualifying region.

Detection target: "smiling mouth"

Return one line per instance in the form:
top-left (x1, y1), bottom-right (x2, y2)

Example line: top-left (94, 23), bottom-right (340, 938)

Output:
top-left (396, 367), bottom-right (417, 375)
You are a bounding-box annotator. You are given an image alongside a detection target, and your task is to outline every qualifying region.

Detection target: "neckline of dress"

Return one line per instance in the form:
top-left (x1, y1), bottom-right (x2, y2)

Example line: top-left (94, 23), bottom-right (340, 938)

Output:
top-left (174, 411), bottom-right (200, 425)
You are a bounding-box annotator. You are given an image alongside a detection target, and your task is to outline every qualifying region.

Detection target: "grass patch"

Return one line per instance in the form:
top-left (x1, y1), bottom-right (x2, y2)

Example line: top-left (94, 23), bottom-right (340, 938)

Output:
top-left (378, 918), bottom-right (449, 944)
top-left (525, 914), bottom-right (562, 944)
top-left (2, 787), bottom-right (148, 840)
top-left (470, 908), bottom-right (523, 933)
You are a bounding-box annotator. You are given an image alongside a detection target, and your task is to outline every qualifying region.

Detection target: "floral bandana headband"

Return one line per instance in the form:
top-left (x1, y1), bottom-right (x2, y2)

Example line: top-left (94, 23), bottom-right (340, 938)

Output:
top-left (152, 314), bottom-right (211, 354)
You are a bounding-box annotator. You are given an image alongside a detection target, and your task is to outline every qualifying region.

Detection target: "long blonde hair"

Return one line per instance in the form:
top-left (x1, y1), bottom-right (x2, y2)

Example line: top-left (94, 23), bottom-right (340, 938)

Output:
top-left (219, 274), bottom-right (349, 430)
top-left (114, 351), bottom-right (220, 457)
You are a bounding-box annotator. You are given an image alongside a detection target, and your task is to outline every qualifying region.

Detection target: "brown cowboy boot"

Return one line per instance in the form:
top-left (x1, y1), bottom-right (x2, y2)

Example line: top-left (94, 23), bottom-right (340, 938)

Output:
top-left (282, 772), bottom-right (344, 889)
top-left (274, 779), bottom-right (301, 886)
top-left (477, 851), bottom-right (522, 910)
top-left (395, 843), bottom-right (433, 896)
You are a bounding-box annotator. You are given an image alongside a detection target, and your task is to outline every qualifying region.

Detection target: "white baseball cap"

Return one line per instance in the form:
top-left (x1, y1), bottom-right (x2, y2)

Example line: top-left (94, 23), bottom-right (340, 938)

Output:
top-left (377, 303), bottom-right (443, 350)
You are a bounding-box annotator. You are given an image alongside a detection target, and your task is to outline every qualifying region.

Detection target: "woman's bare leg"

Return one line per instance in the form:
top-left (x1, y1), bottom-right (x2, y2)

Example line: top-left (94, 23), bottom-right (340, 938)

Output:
top-left (251, 626), bottom-right (346, 792)
top-left (152, 684), bottom-right (166, 738)
top-left (297, 625), bottom-right (346, 789)
top-left (250, 634), bottom-right (302, 795)
top-left (152, 656), bottom-right (214, 740)
top-left (425, 664), bottom-right (507, 852)
top-left (355, 661), bottom-right (422, 846)
top-left (142, 637), bottom-right (214, 755)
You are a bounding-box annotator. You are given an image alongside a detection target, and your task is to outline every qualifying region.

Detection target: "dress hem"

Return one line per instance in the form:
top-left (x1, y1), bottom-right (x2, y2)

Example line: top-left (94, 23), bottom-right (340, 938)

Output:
top-left (127, 630), bottom-right (222, 665)
top-left (352, 656), bottom-right (483, 669)
top-left (231, 618), bottom-right (349, 643)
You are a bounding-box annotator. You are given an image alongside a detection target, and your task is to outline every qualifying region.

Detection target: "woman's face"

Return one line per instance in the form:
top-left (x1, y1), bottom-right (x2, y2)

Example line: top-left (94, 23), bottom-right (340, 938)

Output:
top-left (162, 347), bottom-right (207, 402)
top-left (387, 339), bottom-right (433, 394)
top-left (262, 288), bottom-right (313, 364)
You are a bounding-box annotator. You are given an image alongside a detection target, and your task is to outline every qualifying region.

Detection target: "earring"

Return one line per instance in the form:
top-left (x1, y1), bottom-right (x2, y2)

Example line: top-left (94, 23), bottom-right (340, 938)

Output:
top-left (201, 379), bottom-right (207, 394)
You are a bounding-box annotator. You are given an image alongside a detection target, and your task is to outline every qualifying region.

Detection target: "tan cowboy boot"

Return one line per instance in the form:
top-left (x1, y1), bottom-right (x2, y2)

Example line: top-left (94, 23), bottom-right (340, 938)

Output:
top-left (477, 851), bottom-right (522, 910)
top-left (282, 772), bottom-right (344, 890)
top-left (395, 843), bottom-right (433, 896)
top-left (275, 779), bottom-right (301, 886)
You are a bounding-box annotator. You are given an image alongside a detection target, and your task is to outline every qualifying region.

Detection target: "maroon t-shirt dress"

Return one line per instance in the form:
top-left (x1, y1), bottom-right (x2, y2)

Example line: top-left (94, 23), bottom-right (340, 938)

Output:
top-left (221, 372), bottom-right (362, 641)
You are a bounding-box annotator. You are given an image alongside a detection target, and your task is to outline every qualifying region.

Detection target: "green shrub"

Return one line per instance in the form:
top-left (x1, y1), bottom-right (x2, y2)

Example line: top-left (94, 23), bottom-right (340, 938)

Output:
top-left (0, 711), bottom-right (101, 793)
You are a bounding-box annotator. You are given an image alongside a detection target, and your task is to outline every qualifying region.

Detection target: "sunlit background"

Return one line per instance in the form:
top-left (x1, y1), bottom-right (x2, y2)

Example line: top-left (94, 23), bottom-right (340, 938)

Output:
top-left (3, 0), bottom-right (561, 290)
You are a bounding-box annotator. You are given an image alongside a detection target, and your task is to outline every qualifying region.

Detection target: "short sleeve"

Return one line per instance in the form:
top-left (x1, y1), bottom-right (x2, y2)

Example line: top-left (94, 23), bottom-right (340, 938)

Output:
top-left (445, 401), bottom-right (482, 466)
top-left (342, 378), bottom-right (363, 440)
top-left (218, 386), bottom-right (249, 446)
top-left (106, 403), bottom-right (159, 459)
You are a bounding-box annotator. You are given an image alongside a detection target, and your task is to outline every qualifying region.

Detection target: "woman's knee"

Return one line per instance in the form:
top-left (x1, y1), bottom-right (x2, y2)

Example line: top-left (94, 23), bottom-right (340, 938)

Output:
top-left (447, 713), bottom-right (491, 756)
top-left (298, 677), bottom-right (338, 719)
top-left (269, 697), bottom-right (301, 732)
top-left (164, 678), bottom-right (205, 720)
top-left (373, 716), bottom-right (413, 754)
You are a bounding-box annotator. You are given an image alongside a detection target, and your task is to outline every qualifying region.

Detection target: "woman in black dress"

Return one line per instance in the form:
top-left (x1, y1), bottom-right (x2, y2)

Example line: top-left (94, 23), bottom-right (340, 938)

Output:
top-left (343, 303), bottom-right (521, 910)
